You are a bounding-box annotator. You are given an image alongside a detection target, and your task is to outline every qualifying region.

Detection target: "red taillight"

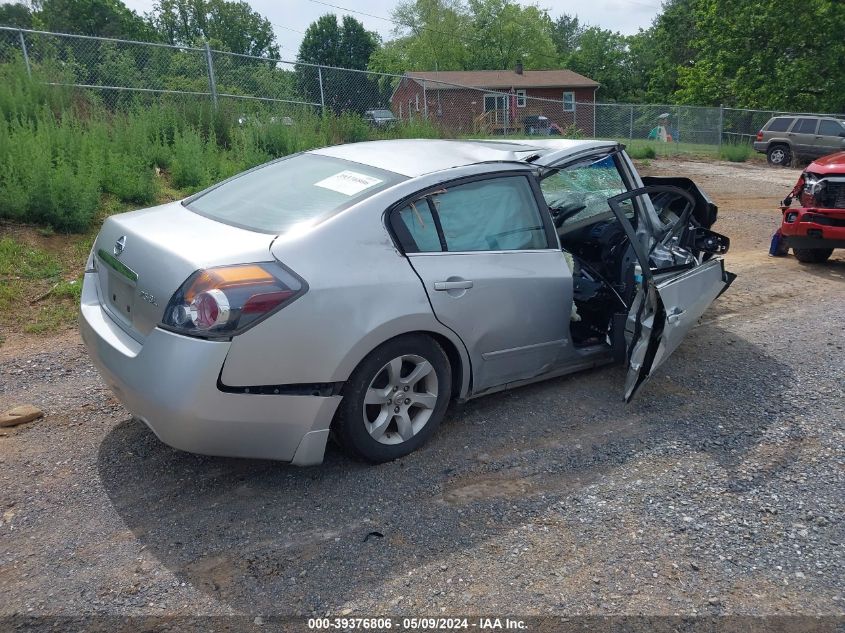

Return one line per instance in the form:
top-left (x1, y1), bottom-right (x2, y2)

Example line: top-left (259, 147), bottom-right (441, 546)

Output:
top-left (756, 131), bottom-right (763, 141)
top-left (163, 263), bottom-right (304, 338)
top-left (191, 289), bottom-right (229, 329)
top-left (242, 289), bottom-right (295, 314)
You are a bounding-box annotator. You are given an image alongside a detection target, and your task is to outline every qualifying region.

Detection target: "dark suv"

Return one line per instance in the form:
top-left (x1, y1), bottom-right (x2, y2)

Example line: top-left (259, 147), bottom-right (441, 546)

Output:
top-left (754, 116), bottom-right (845, 166)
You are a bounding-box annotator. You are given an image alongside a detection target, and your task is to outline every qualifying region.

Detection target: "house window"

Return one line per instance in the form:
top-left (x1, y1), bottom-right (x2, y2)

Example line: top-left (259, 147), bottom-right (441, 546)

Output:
top-left (516, 89), bottom-right (526, 107)
top-left (562, 91), bottom-right (575, 112)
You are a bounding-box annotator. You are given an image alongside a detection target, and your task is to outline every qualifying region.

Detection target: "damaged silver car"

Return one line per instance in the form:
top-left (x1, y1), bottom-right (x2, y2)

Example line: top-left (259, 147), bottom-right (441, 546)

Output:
top-left (80, 139), bottom-right (734, 465)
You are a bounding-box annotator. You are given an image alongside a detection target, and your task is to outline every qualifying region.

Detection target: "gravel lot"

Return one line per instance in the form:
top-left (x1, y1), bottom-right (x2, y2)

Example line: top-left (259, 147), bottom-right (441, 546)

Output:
top-left (1, 158), bottom-right (843, 630)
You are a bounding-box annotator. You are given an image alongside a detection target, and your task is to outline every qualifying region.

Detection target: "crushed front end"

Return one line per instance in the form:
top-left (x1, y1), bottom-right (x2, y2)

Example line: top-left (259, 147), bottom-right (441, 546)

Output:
top-left (779, 157), bottom-right (845, 260)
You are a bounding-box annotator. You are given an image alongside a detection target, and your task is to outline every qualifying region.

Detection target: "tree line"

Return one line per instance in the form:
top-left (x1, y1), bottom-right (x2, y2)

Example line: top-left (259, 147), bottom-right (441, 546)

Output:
top-left (1, 0), bottom-right (844, 112)
top-left (367, 0), bottom-right (845, 112)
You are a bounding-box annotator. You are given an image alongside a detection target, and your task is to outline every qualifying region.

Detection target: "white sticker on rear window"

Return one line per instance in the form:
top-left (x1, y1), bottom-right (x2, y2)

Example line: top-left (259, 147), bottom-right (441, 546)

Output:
top-left (314, 170), bottom-right (383, 196)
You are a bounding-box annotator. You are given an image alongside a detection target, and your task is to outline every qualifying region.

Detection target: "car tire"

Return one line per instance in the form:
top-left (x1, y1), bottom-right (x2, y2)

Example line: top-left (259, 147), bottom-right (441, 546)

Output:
top-left (334, 334), bottom-right (452, 463)
top-left (767, 144), bottom-right (792, 167)
top-left (793, 247), bottom-right (833, 263)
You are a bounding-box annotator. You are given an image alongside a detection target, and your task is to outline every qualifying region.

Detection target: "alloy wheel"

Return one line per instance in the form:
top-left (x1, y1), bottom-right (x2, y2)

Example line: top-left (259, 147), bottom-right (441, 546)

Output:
top-left (362, 354), bottom-right (439, 445)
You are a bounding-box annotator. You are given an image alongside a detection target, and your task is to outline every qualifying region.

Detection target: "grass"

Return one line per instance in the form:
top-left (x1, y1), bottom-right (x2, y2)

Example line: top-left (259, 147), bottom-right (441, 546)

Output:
top-left (719, 141), bottom-right (753, 162)
top-left (626, 144), bottom-right (657, 159)
top-left (0, 232), bottom-right (90, 337)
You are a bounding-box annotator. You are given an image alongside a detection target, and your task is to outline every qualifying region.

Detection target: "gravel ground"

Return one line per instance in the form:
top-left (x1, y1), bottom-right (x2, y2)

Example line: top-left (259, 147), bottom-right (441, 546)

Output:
top-left (1, 158), bottom-right (843, 629)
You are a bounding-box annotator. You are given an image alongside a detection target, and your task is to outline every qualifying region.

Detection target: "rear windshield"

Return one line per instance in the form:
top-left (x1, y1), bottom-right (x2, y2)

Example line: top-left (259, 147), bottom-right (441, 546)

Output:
top-left (371, 110), bottom-right (394, 118)
top-left (185, 153), bottom-right (404, 233)
top-left (767, 117), bottom-right (793, 132)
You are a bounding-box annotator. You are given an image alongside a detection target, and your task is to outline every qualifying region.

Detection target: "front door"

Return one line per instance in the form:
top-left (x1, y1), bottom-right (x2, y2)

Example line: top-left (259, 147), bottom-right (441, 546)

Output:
top-left (607, 185), bottom-right (735, 400)
top-left (483, 94), bottom-right (508, 125)
top-left (391, 173), bottom-right (571, 393)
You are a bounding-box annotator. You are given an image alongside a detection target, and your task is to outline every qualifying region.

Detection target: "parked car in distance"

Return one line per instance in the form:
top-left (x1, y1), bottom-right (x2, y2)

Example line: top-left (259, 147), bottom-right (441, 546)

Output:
top-left (779, 150), bottom-right (845, 262)
top-left (363, 109), bottom-right (397, 128)
top-left (80, 139), bottom-right (734, 466)
top-left (754, 115), bottom-right (845, 166)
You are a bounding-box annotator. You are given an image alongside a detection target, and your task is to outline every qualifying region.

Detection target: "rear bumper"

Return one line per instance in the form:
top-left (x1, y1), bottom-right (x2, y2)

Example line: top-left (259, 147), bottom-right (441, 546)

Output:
top-left (781, 207), bottom-right (845, 250)
top-left (79, 272), bottom-right (341, 464)
top-left (753, 142), bottom-right (767, 153)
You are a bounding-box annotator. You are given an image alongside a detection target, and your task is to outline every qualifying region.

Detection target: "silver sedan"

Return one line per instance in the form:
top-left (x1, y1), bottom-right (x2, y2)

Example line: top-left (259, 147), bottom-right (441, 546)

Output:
top-left (80, 139), bottom-right (734, 465)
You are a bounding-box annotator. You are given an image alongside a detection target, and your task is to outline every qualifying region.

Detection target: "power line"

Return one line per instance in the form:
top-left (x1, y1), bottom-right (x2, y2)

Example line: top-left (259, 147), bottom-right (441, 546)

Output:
top-left (308, 0), bottom-right (396, 25)
top-left (272, 23), bottom-right (305, 34)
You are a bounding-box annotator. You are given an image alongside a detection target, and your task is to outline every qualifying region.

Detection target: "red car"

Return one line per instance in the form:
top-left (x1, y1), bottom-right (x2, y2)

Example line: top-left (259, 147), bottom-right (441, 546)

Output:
top-left (779, 151), bottom-right (845, 262)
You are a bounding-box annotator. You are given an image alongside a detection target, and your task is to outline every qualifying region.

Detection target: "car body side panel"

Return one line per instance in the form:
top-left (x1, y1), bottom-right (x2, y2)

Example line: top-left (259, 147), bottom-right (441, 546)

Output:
top-left (788, 119), bottom-right (818, 157)
top-left (407, 250), bottom-right (572, 393)
top-left (219, 181), bottom-right (473, 397)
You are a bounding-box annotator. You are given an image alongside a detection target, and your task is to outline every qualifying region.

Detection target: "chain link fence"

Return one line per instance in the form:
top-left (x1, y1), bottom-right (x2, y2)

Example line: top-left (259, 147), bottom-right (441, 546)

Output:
top-left (3, 26), bottom-right (844, 157)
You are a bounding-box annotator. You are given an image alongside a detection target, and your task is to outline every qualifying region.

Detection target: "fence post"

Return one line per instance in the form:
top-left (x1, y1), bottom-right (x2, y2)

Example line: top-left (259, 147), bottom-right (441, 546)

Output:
top-left (422, 79), bottom-right (428, 120)
top-left (629, 104), bottom-right (634, 140)
top-left (718, 103), bottom-right (724, 150)
top-left (317, 66), bottom-right (326, 113)
top-left (18, 30), bottom-right (31, 79)
top-left (204, 42), bottom-right (218, 110)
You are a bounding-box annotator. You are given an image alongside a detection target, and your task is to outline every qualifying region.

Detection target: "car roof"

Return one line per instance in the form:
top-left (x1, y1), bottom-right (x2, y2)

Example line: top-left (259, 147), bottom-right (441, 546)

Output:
top-left (309, 138), bottom-right (618, 177)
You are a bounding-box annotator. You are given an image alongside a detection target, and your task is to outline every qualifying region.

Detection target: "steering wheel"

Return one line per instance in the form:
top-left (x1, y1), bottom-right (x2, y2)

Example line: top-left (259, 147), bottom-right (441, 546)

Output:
top-left (550, 201), bottom-right (587, 228)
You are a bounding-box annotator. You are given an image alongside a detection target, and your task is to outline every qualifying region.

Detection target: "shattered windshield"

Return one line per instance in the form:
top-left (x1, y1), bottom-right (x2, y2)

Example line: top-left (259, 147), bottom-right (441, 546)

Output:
top-left (540, 154), bottom-right (628, 227)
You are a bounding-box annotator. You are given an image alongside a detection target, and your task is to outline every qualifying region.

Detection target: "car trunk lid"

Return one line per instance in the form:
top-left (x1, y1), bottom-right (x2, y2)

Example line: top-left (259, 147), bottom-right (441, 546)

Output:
top-left (93, 201), bottom-right (275, 340)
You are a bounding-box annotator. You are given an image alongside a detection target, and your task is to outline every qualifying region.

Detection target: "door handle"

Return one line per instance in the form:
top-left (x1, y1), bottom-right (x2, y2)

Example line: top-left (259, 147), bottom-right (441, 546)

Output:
top-left (666, 307), bottom-right (685, 324)
top-left (434, 280), bottom-right (474, 291)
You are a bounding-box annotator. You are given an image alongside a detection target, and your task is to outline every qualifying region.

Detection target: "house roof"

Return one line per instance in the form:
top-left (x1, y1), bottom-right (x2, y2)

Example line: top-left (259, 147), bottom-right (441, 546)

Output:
top-left (402, 69), bottom-right (599, 90)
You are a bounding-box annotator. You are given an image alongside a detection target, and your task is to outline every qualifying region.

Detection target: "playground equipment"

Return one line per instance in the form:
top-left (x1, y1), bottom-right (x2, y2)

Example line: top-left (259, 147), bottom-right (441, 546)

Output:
top-left (648, 112), bottom-right (680, 142)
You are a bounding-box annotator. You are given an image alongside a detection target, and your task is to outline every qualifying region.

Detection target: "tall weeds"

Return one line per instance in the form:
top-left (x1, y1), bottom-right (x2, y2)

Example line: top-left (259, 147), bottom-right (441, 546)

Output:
top-left (0, 62), bottom-right (447, 233)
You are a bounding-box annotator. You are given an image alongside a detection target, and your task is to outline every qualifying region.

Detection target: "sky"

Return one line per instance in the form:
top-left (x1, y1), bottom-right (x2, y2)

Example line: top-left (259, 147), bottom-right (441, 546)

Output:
top-left (123, 0), bottom-right (663, 62)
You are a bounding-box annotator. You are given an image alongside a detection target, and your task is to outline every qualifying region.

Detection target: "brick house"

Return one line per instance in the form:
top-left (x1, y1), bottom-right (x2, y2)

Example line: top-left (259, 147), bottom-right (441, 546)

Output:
top-left (390, 64), bottom-right (599, 135)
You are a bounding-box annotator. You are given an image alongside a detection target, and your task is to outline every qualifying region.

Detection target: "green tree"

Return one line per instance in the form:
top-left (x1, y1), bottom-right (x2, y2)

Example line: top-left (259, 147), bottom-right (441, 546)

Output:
top-left (384, 0), bottom-right (557, 71)
top-left (642, 0), bottom-right (697, 102)
top-left (625, 28), bottom-right (659, 103)
top-left (676, 0), bottom-right (845, 111)
top-left (386, 0), bottom-right (469, 71)
top-left (564, 27), bottom-right (630, 102)
top-left (465, 0), bottom-right (556, 70)
top-left (297, 13), bottom-right (382, 113)
top-left (0, 2), bottom-right (33, 28)
top-left (551, 14), bottom-right (583, 59)
top-left (152, 0), bottom-right (279, 57)
top-left (34, 0), bottom-right (156, 39)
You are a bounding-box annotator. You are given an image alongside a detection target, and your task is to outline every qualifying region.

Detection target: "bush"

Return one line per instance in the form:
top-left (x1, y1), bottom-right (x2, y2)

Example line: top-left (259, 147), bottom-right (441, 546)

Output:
top-left (627, 144), bottom-right (657, 159)
top-left (0, 61), bottom-right (452, 233)
top-left (719, 141), bottom-right (752, 162)
top-left (102, 151), bottom-right (157, 204)
top-left (170, 128), bottom-right (212, 190)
